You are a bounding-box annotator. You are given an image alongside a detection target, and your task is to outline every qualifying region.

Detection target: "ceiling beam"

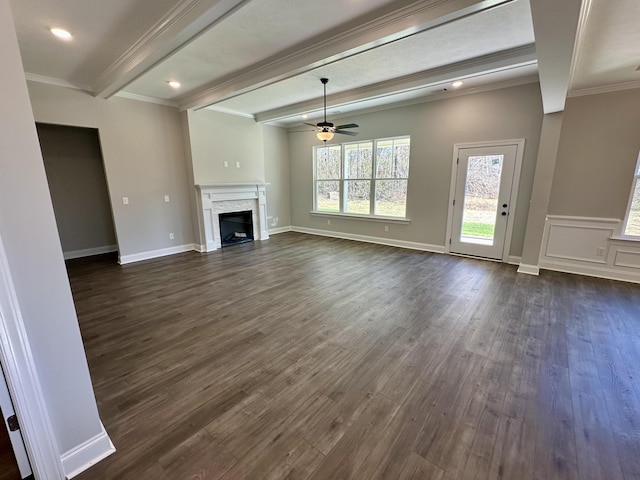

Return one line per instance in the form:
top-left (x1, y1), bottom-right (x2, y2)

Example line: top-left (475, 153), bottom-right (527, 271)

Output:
top-left (254, 44), bottom-right (537, 123)
top-left (528, 0), bottom-right (587, 113)
top-left (92, 0), bottom-right (252, 99)
top-left (180, 0), bottom-right (515, 111)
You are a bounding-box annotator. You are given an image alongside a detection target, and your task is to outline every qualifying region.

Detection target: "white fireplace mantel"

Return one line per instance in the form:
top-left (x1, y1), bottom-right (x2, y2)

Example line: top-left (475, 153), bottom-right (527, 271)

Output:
top-left (195, 183), bottom-right (269, 252)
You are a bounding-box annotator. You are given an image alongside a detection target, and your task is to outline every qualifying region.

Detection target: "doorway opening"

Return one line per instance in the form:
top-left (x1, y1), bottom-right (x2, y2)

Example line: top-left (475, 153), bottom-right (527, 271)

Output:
top-left (36, 123), bottom-right (118, 263)
top-left (446, 140), bottom-right (525, 261)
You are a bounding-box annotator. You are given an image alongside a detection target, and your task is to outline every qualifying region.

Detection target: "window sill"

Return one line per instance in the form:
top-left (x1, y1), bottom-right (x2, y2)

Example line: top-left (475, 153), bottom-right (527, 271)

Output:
top-left (610, 235), bottom-right (640, 243)
top-left (310, 211), bottom-right (410, 224)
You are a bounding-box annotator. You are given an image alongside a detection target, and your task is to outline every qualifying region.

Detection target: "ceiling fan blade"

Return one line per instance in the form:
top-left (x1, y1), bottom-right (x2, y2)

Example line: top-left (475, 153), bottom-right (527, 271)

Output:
top-left (335, 123), bottom-right (359, 129)
top-left (303, 122), bottom-right (319, 128)
top-left (335, 130), bottom-right (359, 136)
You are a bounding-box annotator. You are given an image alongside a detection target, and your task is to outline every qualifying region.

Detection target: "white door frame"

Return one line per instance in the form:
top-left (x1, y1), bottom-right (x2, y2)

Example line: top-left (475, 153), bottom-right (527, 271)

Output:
top-left (1, 362), bottom-right (31, 477)
top-left (445, 139), bottom-right (525, 262)
top-left (0, 232), bottom-right (65, 479)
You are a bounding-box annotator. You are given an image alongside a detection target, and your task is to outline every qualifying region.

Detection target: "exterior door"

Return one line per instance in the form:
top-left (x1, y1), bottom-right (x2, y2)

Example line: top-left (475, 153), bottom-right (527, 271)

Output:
top-left (0, 363), bottom-right (31, 479)
top-left (449, 144), bottom-right (518, 260)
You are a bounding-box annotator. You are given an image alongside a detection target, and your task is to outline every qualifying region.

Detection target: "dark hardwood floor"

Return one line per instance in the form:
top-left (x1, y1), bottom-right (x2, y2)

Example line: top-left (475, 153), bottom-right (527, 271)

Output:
top-left (0, 406), bottom-right (21, 480)
top-left (70, 232), bottom-right (640, 480)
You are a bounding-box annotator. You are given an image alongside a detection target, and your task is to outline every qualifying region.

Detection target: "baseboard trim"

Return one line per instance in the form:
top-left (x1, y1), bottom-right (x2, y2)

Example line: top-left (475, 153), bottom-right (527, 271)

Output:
top-left (118, 244), bottom-right (196, 265)
top-left (268, 226), bottom-right (293, 235)
top-left (517, 263), bottom-right (540, 275)
top-left (61, 423), bottom-right (115, 479)
top-left (63, 245), bottom-right (118, 260)
top-left (539, 260), bottom-right (640, 284)
top-left (291, 226), bottom-right (446, 254)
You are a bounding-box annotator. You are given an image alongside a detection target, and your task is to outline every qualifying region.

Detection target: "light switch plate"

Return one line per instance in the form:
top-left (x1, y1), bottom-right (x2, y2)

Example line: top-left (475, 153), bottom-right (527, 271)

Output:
top-left (122, 197), bottom-right (129, 205)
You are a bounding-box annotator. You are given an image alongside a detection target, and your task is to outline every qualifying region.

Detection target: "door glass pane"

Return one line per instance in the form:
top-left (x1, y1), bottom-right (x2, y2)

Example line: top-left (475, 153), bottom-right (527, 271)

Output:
top-left (316, 181), bottom-right (340, 212)
top-left (460, 155), bottom-right (503, 245)
top-left (346, 180), bottom-right (371, 214)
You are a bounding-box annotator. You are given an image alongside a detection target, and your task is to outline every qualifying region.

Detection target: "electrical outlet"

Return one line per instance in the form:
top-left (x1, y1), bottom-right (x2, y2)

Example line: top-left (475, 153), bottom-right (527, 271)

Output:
top-left (327, 219), bottom-right (331, 225)
top-left (169, 233), bottom-right (174, 240)
top-left (384, 225), bottom-right (389, 232)
top-left (596, 247), bottom-right (606, 257)
top-left (122, 196), bottom-right (129, 205)
top-left (223, 161), bottom-right (229, 168)
top-left (164, 195), bottom-right (170, 203)
top-left (236, 161), bottom-right (240, 168)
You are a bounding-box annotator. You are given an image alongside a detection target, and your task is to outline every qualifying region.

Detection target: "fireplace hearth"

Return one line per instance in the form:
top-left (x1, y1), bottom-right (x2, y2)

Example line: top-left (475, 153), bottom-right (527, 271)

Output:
top-left (219, 210), bottom-right (254, 247)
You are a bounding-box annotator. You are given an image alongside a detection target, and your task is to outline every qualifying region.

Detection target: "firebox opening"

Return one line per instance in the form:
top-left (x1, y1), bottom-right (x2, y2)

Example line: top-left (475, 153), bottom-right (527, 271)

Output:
top-left (219, 210), bottom-right (254, 247)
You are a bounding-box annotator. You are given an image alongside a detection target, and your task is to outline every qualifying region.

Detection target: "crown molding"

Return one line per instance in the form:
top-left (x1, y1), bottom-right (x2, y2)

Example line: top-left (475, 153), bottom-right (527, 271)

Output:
top-left (566, 0), bottom-right (593, 92)
top-left (179, 0), bottom-right (513, 110)
top-left (256, 44), bottom-right (536, 123)
top-left (24, 72), bottom-right (181, 108)
top-left (568, 80), bottom-right (640, 98)
top-left (114, 92), bottom-right (179, 108)
top-left (279, 75), bottom-right (539, 128)
top-left (24, 73), bottom-right (92, 92)
top-left (92, 0), bottom-right (252, 99)
top-left (202, 105), bottom-right (255, 119)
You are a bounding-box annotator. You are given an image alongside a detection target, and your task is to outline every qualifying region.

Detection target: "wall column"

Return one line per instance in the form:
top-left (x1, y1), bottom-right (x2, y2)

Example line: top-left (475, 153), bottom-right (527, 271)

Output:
top-left (519, 112), bottom-right (564, 273)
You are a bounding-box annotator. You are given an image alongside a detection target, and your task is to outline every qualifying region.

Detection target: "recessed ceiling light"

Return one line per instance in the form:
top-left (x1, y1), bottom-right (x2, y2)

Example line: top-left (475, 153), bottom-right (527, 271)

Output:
top-left (301, 113), bottom-right (308, 119)
top-left (50, 28), bottom-right (72, 40)
top-left (452, 81), bottom-right (464, 88)
top-left (167, 80), bottom-right (181, 89)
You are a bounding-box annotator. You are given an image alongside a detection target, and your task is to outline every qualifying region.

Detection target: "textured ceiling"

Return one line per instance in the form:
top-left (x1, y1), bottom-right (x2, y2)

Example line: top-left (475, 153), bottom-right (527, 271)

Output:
top-left (215, 0), bottom-right (534, 117)
top-left (571, 0), bottom-right (640, 92)
top-left (9, 0), bottom-right (640, 121)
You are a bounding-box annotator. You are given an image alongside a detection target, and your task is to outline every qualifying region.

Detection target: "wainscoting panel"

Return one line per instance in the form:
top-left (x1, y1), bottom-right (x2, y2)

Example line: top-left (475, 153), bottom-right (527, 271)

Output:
top-left (539, 216), bottom-right (640, 283)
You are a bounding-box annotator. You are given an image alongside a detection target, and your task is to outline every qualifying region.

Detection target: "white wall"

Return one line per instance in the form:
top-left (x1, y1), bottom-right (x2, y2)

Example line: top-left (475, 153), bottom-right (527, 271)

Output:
top-left (288, 83), bottom-right (544, 257)
top-left (38, 123), bottom-right (117, 256)
top-left (0, 0), bottom-right (104, 460)
top-left (187, 109), bottom-right (266, 184)
top-left (263, 125), bottom-right (292, 230)
top-left (549, 89), bottom-right (640, 218)
top-left (27, 82), bottom-right (195, 259)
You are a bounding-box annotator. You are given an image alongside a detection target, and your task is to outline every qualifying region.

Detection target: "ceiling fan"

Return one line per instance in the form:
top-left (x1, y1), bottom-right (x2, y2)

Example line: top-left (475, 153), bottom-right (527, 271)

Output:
top-left (306, 78), bottom-right (359, 142)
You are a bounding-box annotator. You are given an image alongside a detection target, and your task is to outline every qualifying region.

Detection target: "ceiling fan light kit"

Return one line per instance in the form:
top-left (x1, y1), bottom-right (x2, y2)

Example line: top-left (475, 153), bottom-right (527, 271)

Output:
top-left (310, 78), bottom-right (359, 142)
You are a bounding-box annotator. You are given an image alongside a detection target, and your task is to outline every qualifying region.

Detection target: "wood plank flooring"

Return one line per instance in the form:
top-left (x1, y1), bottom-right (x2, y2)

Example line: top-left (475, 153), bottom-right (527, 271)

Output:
top-left (70, 232), bottom-right (640, 480)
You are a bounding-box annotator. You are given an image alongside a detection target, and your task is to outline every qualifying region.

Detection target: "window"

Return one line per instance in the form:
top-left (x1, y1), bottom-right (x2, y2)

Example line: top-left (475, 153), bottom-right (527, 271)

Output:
top-left (623, 151), bottom-right (640, 237)
top-left (314, 136), bottom-right (410, 218)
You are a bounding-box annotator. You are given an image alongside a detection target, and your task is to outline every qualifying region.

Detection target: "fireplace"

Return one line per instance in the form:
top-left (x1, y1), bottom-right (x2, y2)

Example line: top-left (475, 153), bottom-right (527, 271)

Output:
top-left (219, 210), bottom-right (254, 247)
top-left (195, 184), bottom-right (269, 252)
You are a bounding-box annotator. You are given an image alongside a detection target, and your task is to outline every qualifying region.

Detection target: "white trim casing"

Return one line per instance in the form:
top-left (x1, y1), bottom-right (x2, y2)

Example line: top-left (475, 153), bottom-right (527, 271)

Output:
top-left (538, 216), bottom-right (640, 283)
top-left (0, 235), bottom-right (65, 479)
top-left (118, 244), bottom-right (196, 265)
top-left (62, 422), bottom-right (115, 479)
top-left (445, 138), bottom-right (525, 262)
top-left (292, 226), bottom-right (445, 254)
top-left (196, 184), bottom-right (269, 252)
top-left (517, 264), bottom-right (540, 275)
top-left (63, 244), bottom-right (118, 260)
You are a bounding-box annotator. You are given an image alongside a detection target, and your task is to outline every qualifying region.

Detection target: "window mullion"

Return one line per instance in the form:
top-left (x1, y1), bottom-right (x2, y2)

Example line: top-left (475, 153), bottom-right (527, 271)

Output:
top-left (371, 140), bottom-right (377, 215)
